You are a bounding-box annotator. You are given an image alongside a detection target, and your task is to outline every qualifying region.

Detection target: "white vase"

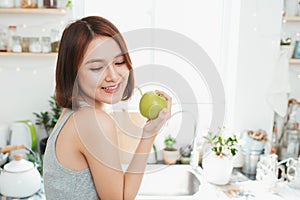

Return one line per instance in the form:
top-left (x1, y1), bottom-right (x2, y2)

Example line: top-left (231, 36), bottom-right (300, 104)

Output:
top-left (163, 149), bottom-right (179, 164)
top-left (202, 153), bottom-right (234, 185)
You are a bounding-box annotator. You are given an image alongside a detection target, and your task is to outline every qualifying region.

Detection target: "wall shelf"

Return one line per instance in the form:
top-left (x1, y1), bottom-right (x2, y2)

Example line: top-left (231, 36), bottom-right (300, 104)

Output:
top-left (285, 16), bottom-right (300, 22)
top-left (0, 52), bottom-right (57, 57)
top-left (290, 58), bottom-right (300, 64)
top-left (0, 8), bottom-right (66, 15)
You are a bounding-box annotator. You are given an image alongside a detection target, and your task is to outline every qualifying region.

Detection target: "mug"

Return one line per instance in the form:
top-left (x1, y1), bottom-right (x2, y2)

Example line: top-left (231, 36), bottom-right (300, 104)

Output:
top-left (286, 157), bottom-right (300, 189)
top-left (256, 154), bottom-right (285, 188)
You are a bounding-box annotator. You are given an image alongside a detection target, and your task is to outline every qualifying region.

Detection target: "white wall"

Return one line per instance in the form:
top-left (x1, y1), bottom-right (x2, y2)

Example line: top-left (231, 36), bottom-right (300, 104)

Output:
top-left (84, 0), bottom-right (224, 151)
top-left (0, 1), bottom-right (286, 152)
top-left (231, 0), bottom-right (283, 134)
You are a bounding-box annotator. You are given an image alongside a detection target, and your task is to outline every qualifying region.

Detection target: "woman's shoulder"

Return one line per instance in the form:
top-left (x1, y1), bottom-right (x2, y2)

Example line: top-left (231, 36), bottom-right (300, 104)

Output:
top-left (72, 107), bottom-right (116, 131)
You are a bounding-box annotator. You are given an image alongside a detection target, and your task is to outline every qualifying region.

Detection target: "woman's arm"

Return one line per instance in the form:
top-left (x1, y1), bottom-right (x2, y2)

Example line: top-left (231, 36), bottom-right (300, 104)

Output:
top-left (74, 108), bottom-right (125, 200)
top-left (123, 91), bottom-right (172, 200)
top-left (74, 91), bottom-right (171, 200)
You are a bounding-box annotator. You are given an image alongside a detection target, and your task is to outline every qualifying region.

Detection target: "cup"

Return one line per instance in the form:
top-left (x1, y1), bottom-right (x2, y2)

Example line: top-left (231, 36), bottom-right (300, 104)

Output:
top-left (286, 157), bottom-right (300, 189)
top-left (256, 154), bottom-right (285, 189)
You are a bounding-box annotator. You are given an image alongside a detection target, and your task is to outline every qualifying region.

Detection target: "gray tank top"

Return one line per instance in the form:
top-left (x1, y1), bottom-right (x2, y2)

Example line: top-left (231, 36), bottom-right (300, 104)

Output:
top-left (43, 109), bottom-right (99, 200)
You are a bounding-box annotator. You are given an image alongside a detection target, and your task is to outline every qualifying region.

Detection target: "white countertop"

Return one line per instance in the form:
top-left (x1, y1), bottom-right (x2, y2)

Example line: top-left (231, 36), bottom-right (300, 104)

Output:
top-left (194, 167), bottom-right (300, 200)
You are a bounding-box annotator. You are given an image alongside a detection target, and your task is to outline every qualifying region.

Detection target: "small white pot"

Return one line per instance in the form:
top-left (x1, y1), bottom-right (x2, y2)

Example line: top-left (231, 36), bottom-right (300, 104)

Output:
top-left (0, 153), bottom-right (42, 198)
top-left (163, 149), bottom-right (179, 164)
top-left (202, 153), bottom-right (234, 185)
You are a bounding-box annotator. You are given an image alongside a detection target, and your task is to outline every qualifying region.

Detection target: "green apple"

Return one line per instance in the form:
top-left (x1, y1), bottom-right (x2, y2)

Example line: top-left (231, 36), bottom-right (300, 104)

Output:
top-left (139, 91), bottom-right (168, 120)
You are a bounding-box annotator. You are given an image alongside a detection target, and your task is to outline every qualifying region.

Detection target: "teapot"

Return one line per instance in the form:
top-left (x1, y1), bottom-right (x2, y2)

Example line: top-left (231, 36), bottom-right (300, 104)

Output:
top-left (0, 145), bottom-right (41, 198)
top-left (286, 156), bottom-right (300, 189)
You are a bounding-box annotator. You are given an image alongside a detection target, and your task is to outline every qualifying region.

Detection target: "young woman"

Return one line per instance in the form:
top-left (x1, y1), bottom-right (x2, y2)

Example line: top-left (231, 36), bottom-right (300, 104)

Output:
top-left (43, 16), bottom-right (171, 200)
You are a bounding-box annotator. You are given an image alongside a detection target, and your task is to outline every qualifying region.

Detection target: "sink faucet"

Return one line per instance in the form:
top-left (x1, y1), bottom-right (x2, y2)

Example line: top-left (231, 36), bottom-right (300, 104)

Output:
top-left (166, 110), bottom-right (199, 169)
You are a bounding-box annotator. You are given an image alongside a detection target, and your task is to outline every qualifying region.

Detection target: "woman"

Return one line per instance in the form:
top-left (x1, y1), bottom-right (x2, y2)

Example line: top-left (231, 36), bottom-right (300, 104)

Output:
top-left (43, 16), bottom-right (171, 200)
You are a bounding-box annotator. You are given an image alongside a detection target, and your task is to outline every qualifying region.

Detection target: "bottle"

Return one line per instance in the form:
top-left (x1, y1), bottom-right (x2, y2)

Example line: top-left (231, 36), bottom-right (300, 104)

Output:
top-left (50, 29), bottom-right (60, 52)
top-left (286, 122), bottom-right (300, 159)
top-left (11, 36), bottom-right (22, 53)
top-left (43, 0), bottom-right (57, 8)
top-left (0, 28), bottom-right (7, 52)
top-left (7, 25), bottom-right (17, 52)
top-left (271, 122), bottom-right (279, 154)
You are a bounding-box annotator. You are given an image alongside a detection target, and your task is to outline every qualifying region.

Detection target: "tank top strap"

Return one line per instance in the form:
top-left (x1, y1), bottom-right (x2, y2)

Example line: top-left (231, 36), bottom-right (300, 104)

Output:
top-left (48, 109), bottom-right (74, 140)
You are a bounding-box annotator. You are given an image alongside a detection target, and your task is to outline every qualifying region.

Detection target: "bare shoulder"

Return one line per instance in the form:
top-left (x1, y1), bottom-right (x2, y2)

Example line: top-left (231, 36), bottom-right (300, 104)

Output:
top-left (72, 107), bottom-right (118, 152)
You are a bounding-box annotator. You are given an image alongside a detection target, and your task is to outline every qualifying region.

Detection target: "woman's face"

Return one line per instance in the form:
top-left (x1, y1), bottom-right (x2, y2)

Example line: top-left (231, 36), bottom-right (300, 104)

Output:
top-left (77, 36), bottom-right (130, 108)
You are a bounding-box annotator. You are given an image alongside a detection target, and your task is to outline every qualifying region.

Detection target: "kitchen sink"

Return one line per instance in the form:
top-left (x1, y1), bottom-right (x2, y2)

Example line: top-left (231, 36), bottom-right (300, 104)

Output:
top-left (136, 164), bottom-right (201, 199)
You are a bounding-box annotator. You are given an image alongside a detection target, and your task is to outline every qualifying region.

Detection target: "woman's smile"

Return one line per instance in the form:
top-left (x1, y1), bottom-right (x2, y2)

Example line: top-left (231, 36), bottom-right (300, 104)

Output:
top-left (101, 83), bottom-right (121, 94)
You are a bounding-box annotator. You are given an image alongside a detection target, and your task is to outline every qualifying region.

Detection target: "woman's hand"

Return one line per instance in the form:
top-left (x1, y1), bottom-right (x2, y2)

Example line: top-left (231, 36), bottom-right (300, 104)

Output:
top-left (142, 90), bottom-right (172, 139)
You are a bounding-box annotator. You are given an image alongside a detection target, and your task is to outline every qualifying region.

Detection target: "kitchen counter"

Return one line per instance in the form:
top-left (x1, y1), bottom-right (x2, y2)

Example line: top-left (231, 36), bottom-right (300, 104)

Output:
top-left (197, 168), bottom-right (300, 200)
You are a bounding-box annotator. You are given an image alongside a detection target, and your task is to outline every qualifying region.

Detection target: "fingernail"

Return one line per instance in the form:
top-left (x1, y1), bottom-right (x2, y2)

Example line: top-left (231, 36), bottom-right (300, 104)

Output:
top-left (163, 109), bottom-right (167, 114)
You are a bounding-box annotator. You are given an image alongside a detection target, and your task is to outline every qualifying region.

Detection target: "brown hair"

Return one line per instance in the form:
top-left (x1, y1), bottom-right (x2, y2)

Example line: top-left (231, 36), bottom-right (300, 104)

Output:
top-left (55, 16), bottom-right (134, 109)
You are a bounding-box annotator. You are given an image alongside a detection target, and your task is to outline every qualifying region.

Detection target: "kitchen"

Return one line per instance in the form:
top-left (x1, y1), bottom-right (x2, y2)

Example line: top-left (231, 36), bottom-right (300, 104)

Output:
top-left (0, 0), bottom-right (300, 199)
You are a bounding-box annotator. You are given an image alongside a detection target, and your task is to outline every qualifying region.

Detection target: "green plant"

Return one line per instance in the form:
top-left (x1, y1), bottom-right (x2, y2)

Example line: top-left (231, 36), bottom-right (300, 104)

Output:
top-left (280, 37), bottom-right (292, 45)
top-left (65, 0), bottom-right (72, 8)
top-left (203, 126), bottom-right (238, 158)
top-left (164, 135), bottom-right (177, 151)
top-left (33, 96), bottom-right (62, 136)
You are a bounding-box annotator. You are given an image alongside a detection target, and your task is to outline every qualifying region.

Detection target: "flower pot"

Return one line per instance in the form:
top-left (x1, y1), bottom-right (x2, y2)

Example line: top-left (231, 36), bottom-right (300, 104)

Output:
top-left (202, 153), bottom-right (234, 185)
top-left (163, 149), bottom-right (179, 164)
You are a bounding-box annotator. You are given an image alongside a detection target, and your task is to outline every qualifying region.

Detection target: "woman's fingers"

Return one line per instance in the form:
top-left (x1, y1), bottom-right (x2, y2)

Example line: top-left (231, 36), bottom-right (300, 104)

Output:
top-left (155, 90), bottom-right (172, 119)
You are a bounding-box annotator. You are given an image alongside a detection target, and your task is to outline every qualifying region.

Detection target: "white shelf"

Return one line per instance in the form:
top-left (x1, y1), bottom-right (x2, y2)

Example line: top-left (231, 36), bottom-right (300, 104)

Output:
top-left (285, 16), bottom-right (300, 22)
top-left (290, 58), bottom-right (300, 64)
top-left (0, 52), bottom-right (57, 57)
top-left (0, 8), bottom-right (66, 15)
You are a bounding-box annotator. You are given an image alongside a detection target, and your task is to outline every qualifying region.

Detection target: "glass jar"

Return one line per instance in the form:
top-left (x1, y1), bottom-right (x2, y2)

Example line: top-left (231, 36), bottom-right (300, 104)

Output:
top-left (22, 37), bottom-right (30, 52)
top-left (286, 128), bottom-right (300, 159)
top-left (43, 0), bottom-right (56, 8)
top-left (21, 0), bottom-right (37, 8)
top-left (29, 37), bottom-right (41, 53)
top-left (7, 25), bottom-right (17, 52)
top-left (0, 0), bottom-right (14, 8)
top-left (0, 28), bottom-right (7, 52)
top-left (14, 0), bottom-right (21, 7)
top-left (12, 36), bottom-right (22, 53)
top-left (41, 36), bottom-right (51, 53)
top-left (50, 29), bottom-right (60, 52)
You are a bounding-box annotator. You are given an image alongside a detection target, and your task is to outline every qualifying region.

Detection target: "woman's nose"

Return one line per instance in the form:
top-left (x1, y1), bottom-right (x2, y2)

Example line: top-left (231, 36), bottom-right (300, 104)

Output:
top-left (105, 64), bottom-right (118, 82)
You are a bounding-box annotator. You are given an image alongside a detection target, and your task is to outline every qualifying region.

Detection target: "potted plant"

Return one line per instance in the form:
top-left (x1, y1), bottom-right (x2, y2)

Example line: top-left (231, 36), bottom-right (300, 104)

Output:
top-left (202, 126), bottom-right (238, 185)
top-left (162, 135), bottom-right (179, 164)
top-left (33, 96), bottom-right (62, 155)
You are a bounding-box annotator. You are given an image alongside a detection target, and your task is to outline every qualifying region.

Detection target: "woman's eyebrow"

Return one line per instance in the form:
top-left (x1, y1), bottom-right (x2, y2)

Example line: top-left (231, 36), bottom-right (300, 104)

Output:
top-left (84, 53), bottom-right (124, 65)
top-left (84, 59), bottom-right (105, 65)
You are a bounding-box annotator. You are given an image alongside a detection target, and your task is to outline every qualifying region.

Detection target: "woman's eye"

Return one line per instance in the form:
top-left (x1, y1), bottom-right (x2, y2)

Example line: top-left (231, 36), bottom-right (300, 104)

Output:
top-left (90, 67), bottom-right (104, 71)
top-left (115, 60), bottom-right (126, 65)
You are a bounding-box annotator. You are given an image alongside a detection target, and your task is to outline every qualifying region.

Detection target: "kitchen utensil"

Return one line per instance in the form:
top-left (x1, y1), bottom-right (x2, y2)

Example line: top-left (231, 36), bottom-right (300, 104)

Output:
top-left (241, 149), bottom-right (263, 175)
top-left (0, 153), bottom-right (8, 167)
top-left (0, 152), bottom-right (41, 198)
top-left (9, 122), bottom-right (32, 160)
top-left (17, 120), bottom-right (37, 150)
top-left (0, 124), bottom-right (9, 147)
top-left (256, 154), bottom-right (285, 189)
top-left (286, 156), bottom-right (300, 189)
top-left (0, 144), bottom-right (27, 167)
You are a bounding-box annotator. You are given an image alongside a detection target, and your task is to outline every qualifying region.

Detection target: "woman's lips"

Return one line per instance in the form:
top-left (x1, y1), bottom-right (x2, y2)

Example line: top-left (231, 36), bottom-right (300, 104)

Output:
top-left (101, 83), bottom-right (121, 94)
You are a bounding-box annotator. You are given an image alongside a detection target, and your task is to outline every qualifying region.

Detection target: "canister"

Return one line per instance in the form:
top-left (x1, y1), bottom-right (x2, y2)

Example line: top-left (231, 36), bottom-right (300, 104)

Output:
top-left (242, 149), bottom-right (263, 175)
